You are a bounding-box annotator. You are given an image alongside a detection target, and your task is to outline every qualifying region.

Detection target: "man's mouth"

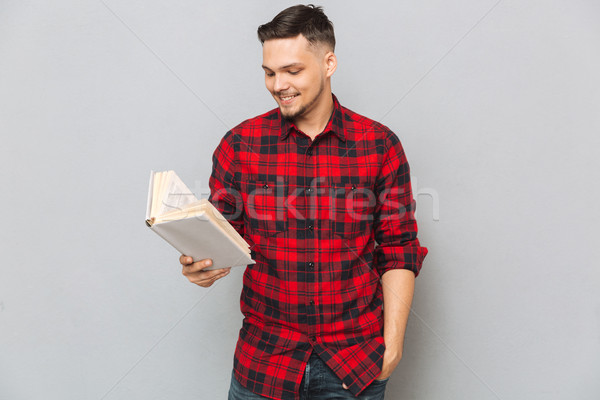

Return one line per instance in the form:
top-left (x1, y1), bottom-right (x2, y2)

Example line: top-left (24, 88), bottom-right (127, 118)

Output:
top-left (278, 94), bottom-right (299, 104)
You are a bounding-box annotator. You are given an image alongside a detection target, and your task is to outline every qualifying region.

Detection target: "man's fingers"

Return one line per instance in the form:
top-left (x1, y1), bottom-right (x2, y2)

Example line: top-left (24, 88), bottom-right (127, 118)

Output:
top-left (193, 267), bottom-right (231, 287)
top-left (182, 261), bottom-right (216, 275)
top-left (182, 264), bottom-right (230, 283)
top-left (179, 254), bottom-right (194, 265)
top-left (180, 256), bottom-right (212, 269)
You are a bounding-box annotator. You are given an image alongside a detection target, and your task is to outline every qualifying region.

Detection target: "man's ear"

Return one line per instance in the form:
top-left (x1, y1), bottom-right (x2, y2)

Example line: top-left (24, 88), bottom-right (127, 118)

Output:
top-left (324, 51), bottom-right (337, 78)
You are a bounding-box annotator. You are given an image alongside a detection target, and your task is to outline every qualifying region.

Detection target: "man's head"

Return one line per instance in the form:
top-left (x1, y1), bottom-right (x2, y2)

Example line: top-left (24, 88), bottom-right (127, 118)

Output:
top-left (258, 5), bottom-right (337, 123)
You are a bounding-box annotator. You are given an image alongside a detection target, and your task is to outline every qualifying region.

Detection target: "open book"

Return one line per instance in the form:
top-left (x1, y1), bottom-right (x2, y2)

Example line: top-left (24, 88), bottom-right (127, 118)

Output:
top-left (145, 170), bottom-right (255, 270)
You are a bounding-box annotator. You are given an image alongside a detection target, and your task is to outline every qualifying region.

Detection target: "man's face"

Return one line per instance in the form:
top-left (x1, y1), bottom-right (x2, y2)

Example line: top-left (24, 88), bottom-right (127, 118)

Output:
top-left (262, 35), bottom-right (330, 121)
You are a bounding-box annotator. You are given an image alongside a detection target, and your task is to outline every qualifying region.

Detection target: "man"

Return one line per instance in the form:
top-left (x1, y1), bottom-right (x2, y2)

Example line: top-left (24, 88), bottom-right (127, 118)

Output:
top-left (179, 4), bottom-right (427, 399)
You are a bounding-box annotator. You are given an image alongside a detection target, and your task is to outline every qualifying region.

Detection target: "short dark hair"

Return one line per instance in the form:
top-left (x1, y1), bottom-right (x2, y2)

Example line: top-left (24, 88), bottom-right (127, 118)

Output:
top-left (257, 4), bottom-right (335, 51)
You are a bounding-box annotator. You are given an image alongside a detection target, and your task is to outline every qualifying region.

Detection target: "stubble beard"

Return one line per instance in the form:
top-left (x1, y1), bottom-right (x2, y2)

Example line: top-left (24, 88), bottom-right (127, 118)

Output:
top-left (280, 79), bottom-right (325, 122)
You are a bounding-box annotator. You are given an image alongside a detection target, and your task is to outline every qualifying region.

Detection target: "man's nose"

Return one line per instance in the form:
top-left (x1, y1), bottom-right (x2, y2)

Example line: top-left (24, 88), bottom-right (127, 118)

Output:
top-left (273, 74), bottom-right (289, 93)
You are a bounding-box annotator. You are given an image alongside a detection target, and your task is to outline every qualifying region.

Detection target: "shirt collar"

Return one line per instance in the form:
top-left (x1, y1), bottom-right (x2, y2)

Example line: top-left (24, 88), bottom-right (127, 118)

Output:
top-left (279, 93), bottom-right (346, 142)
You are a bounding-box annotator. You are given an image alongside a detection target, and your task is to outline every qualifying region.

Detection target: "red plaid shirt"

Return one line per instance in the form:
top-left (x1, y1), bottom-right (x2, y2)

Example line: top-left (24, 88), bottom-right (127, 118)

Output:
top-left (209, 94), bottom-right (427, 399)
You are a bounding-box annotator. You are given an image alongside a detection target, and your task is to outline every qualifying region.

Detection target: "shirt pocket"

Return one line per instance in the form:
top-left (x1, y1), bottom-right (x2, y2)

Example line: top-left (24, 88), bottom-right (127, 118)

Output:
top-left (326, 179), bottom-right (376, 240)
top-left (240, 179), bottom-right (288, 237)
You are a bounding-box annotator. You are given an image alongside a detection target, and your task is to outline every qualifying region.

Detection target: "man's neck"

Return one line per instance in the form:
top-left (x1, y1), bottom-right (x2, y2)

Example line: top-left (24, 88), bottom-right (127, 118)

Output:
top-left (293, 93), bottom-right (334, 140)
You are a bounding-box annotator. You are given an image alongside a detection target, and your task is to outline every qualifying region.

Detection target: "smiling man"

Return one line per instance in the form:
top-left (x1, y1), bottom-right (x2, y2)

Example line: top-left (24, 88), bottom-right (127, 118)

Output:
top-left (179, 4), bottom-right (427, 400)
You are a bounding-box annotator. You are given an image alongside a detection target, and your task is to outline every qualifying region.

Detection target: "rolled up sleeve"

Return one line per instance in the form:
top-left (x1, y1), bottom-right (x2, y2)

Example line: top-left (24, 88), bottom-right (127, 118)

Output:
top-left (373, 131), bottom-right (428, 277)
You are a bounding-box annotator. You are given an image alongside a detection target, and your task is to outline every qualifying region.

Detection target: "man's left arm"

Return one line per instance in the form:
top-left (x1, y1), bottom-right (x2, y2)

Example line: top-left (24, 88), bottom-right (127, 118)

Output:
top-left (373, 130), bottom-right (428, 379)
top-left (379, 269), bottom-right (415, 379)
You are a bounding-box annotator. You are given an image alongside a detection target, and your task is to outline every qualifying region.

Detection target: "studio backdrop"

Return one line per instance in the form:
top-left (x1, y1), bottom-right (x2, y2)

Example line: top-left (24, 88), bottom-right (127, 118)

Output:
top-left (0, 1), bottom-right (598, 399)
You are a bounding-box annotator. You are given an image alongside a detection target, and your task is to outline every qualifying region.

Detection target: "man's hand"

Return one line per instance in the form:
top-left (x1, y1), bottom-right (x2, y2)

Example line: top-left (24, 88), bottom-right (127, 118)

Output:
top-left (376, 344), bottom-right (402, 381)
top-left (179, 255), bottom-right (231, 287)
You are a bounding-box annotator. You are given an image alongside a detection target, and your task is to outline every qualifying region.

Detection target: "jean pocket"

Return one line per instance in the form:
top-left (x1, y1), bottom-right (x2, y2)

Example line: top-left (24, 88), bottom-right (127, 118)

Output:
top-left (372, 376), bottom-right (390, 384)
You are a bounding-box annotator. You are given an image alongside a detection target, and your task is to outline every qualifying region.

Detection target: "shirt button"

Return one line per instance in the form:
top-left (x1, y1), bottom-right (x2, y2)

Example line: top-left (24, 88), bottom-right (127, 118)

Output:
top-left (307, 224), bottom-right (314, 231)
top-left (307, 149), bottom-right (312, 156)
top-left (306, 187), bottom-right (313, 194)
top-left (309, 300), bottom-right (315, 306)
top-left (309, 336), bottom-right (316, 342)
top-left (263, 184), bottom-right (269, 189)
top-left (308, 261), bottom-right (314, 270)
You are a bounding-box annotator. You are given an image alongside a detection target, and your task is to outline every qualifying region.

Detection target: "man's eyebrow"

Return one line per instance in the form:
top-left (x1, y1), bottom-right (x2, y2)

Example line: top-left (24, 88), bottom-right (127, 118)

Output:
top-left (261, 63), bottom-right (304, 71)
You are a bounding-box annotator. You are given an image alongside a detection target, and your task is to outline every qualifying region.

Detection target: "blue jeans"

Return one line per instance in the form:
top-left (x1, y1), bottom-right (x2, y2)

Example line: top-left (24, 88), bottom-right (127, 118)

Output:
top-left (228, 352), bottom-right (389, 399)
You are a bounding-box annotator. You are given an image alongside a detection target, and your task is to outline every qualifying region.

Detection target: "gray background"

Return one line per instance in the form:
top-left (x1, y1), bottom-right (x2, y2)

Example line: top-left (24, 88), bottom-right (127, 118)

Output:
top-left (1, 0), bottom-right (598, 399)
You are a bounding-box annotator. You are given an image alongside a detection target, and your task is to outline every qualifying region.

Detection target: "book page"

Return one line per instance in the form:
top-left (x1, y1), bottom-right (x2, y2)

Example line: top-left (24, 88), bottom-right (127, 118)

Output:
top-left (156, 170), bottom-right (198, 217)
top-left (150, 171), bottom-right (163, 218)
top-left (154, 199), bottom-right (207, 224)
top-left (146, 170), bottom-right (155, 220)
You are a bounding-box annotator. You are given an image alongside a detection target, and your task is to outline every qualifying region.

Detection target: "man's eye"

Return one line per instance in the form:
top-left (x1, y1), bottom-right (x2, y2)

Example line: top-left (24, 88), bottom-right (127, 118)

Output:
top-left (265, 72), bottom-right (274, 77)
top-left (289, 70), bottom-right (300, 75)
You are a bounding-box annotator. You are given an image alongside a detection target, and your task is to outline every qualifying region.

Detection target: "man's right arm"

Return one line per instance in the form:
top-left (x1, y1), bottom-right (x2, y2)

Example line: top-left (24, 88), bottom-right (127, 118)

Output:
top-left (180, 131), bottom-right (244, 287)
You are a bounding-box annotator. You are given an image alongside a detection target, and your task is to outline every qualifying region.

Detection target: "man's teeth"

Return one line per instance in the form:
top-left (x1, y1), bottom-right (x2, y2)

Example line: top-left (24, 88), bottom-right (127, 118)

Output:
top-left (281, 95), bottom-right (297, 101)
